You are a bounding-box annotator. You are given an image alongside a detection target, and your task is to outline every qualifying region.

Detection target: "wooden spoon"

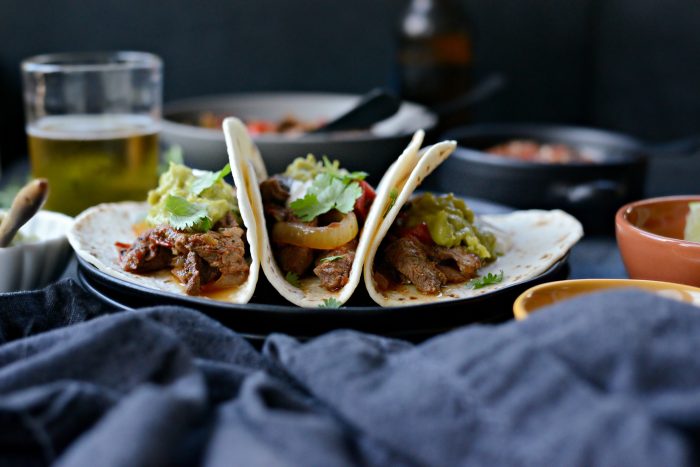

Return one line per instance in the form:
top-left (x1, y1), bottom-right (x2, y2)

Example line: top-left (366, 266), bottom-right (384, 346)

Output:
top-left (0, 179), bottom-right (49, 247)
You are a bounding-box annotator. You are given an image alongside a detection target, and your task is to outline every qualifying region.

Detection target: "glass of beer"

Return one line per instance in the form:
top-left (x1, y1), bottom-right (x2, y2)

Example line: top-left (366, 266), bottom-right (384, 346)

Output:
top-left (21, 51), bottom-right (162, 216)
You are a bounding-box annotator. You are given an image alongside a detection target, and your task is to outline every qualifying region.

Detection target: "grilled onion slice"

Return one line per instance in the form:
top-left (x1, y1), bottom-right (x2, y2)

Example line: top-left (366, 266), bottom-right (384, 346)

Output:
top-left (272, 212), bottom-right (358, 250)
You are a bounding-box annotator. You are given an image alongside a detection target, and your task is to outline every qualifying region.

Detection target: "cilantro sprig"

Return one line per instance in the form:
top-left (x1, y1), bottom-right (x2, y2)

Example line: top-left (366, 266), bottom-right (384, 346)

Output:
top-left (164, 195), bottom-right (212, 232)
top-left (190, 163), bottom-right (231, 195)
top-left (467, 270), bottom-right (504, 289)
top-left (319, 298), bottom-right (341, 308)
top-left (290, 159), bottom-right (365, 222)
top-left (285, 271), bottom-right (301, 288)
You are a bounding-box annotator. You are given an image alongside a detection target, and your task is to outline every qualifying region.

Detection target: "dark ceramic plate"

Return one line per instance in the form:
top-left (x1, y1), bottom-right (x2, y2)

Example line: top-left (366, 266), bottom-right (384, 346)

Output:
top-left (75, 197), bottom-right (570, 341)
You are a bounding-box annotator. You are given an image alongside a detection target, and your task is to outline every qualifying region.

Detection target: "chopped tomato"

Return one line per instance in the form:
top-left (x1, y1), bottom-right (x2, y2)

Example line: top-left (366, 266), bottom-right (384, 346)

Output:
top-left (353, 180), bottom-right (376, 224)
top-left (246, 120), bottom-right (276, 135)
top-left (398, 222), bottom-right (434, 245)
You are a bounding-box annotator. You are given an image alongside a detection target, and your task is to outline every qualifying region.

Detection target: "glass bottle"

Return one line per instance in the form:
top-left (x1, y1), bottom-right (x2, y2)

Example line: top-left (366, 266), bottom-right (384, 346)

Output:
top-left (396, 0), bottom-right (472, 122)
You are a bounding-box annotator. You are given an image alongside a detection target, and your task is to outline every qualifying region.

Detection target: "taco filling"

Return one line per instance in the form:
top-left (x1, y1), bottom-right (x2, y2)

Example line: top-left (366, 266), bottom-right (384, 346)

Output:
top-left (373, 193), bottom-right (497, 295)
top-left (260, 155), bottom-right (376, 291)
top-left (116, 162), bottom-right (250, 295)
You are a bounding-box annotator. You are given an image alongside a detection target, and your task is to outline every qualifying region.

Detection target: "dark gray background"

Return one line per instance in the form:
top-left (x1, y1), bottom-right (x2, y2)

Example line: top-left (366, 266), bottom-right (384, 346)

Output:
top-left (2, 0), bottom-right (700, 169)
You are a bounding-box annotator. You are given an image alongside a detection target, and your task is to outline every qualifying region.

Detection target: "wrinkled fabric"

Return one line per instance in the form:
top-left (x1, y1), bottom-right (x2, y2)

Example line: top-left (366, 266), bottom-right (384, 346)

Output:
top-left (0, 280), bottom-right (699, 466)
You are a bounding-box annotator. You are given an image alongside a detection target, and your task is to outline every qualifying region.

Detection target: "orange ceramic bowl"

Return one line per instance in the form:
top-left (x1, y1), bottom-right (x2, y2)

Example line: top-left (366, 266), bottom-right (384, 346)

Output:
top-left (616, 195), bottom-right (700, 286)
top-left (513, 279), bottom-right (700, 320)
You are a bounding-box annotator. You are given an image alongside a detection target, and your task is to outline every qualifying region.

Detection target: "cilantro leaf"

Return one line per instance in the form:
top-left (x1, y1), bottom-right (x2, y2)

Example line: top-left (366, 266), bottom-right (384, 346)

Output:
top-left (289, 193), bottom-right (324, 222)
top-left (335, 181), bottom-right (362, 213)
top-left (285, 271), bottom-right (301, 288)
top-left (164, 195), bottom-right (212, 231)
top-left (290, 173), bottom-right (363, 222)
top-left (312, 174), bottom-right (348, 207)
top-left (190, 163), bottom-right (231, 195)
top-left (467, 270), bottom-right (504, 289)
top-left (319, 255), bottom-right (345, 263)
top-left (341, 171), bottom-right (368, 183)
top-left (383, 188), bottom-right (399, 218)
top-left (319, 298), bottom-right (341, 308)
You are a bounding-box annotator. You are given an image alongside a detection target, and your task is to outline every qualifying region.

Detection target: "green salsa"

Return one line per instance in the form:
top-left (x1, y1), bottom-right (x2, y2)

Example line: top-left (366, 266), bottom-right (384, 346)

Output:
top-left (404, 193), bottom-right (496, 259)
top-left (146, 163), bottom-right (239, 227)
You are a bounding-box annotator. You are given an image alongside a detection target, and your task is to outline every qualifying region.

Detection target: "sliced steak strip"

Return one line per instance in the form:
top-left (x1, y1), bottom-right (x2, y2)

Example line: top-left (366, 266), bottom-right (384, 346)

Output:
top-left (118, 229), bottom-right (173, 273)
top-left (171, 251), bottom-right (219, 295)
top-left (436, 264), bottom-right (467, 284)
top-left (178, 226), bottom-right (249, 288)
top-left (384, 236), bottom-right (445, 295)
top-left (430, 245), bottom-right (482, 281)
top-left (313, 239), bottom-right (358, 292)
top-left (260, 176), bottom-right (290, 204)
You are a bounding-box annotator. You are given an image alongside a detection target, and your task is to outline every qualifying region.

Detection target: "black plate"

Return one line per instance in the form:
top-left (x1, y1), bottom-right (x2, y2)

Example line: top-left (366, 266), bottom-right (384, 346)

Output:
top-left (76, 257), bottom-right (569, 342)
top-left (75, 196), bottom-right (570, 341)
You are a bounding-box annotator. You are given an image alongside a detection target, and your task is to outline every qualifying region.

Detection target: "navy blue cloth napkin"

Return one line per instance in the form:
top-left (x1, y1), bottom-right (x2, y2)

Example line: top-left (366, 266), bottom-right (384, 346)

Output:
top-left (0, 280), bottom-right (699, 466)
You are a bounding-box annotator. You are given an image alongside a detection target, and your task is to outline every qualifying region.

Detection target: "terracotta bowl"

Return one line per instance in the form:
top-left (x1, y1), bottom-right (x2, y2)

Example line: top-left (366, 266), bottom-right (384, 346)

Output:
top-left (616, 195), bottom-right (700, 286)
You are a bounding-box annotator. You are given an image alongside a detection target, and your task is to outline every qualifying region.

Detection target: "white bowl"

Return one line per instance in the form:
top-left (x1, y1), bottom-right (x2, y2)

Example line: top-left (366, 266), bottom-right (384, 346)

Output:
top-left (161, 92), bottom-right (437, 177)
top-left (0, 210), bottom-right (74, 292)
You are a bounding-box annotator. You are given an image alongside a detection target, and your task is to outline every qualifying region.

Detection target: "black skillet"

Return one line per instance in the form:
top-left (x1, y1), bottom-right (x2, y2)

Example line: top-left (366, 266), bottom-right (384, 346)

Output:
top-left (426, 123), bottom-right (700, 234)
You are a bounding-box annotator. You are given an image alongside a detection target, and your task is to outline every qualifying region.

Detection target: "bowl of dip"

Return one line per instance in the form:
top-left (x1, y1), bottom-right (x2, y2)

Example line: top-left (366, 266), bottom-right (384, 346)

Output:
top-left (0, 210), bottom-right (74, 292)
top-left (616, 195), bottom-right (700, 287)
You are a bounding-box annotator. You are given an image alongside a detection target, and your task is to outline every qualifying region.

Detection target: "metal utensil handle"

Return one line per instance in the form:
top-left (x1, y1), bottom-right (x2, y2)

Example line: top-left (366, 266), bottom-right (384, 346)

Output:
top-left (551, 179), bottom-right (626, 204)
top-left (644, 135), bottom-right (700, 158)
top-left (311, 88), bottom-right (401, 134)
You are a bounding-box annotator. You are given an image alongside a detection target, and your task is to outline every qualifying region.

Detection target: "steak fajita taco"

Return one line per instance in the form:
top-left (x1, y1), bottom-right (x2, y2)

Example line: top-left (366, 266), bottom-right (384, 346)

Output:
top-left (364, 141), bottom-right (584, 306)
top-left (68, 161), bottom-right (261, 303)
top-left (223, 117), bottom-right (425, 307)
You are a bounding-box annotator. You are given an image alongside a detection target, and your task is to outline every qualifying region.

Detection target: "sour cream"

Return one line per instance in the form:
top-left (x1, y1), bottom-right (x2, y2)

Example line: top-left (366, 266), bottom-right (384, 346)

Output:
top-left (287, 179), bottom-right (313, 206)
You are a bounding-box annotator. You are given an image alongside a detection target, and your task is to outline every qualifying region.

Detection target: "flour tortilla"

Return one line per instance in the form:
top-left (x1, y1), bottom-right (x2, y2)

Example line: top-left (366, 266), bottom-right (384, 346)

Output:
top-left (68, 168), bottom-right (262, 304)
top-left (363, 143), bottom-right (584, 307)
top-left (225, 118), bottom-right (426, 307)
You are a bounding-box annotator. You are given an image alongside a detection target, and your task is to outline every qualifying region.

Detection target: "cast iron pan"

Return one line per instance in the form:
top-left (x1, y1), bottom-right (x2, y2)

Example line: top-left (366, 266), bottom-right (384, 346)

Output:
top-left (428, 124), bottom-right (700, 234)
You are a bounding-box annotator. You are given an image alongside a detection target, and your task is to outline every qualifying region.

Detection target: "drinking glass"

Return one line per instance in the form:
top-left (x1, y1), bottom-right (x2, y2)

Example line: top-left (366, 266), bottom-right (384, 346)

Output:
top-left (21, 51), bottom-right (162, 216)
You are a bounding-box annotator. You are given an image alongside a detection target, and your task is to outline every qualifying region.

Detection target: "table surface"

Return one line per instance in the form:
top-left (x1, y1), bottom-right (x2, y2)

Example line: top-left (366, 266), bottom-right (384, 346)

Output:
top-left (568, 236), bottom-right (627, 279)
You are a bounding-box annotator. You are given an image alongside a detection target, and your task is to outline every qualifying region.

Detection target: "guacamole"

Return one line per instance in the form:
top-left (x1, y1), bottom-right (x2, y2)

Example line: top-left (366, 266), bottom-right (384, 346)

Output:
top-left (404, 193), bottom-right (496, 259)
top-left (685, 202), bottom-right (700, 242)
top-left (146, 163), bottom-right (239, 228)
top-left (283, 154), bottom-right (346, 181)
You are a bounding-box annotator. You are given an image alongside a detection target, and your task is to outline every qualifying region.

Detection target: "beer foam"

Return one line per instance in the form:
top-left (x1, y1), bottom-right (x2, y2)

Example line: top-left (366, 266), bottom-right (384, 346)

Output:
top-left (27, 114), bottom-right (159, 140)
